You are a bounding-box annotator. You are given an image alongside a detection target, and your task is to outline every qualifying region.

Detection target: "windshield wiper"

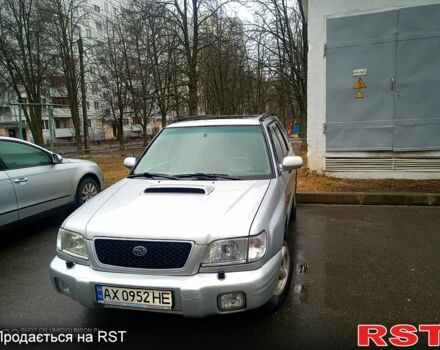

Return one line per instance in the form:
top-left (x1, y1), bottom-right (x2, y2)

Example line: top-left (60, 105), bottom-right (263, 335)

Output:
top-left (128, 172), bottom-right (178, 180)
top-left (174, 173), bottom-right (240, 180)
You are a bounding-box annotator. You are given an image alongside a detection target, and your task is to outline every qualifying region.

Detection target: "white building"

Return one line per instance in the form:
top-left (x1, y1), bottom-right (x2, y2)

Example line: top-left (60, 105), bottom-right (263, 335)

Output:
top-left (306, 0), bottom-right (440, 179)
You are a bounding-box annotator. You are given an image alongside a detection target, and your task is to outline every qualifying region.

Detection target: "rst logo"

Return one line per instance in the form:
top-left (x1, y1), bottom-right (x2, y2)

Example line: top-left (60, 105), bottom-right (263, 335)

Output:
top-left (358, 324), bottom-right (440, 347)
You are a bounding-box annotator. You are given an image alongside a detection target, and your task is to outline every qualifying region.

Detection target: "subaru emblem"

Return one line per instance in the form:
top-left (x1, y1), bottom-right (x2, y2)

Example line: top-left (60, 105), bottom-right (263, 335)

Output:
top-left (132, 246), bottom-right (147, 257)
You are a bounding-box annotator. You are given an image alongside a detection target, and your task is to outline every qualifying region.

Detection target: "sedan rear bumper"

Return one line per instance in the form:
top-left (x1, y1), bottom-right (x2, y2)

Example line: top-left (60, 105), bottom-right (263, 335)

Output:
top-left (49, 251), bottom-right (281, 317)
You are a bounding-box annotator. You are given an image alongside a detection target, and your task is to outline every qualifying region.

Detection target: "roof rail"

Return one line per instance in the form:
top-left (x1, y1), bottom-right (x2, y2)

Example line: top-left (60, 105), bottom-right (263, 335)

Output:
top-left (258, 113), bottom-right (276, 121)
top-left (169, 114), bottom-right (276, 125)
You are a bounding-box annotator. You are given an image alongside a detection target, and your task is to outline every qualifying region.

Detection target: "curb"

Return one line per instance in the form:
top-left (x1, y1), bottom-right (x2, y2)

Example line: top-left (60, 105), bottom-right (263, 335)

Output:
top-left (297, 192), bottom-right (440, 206)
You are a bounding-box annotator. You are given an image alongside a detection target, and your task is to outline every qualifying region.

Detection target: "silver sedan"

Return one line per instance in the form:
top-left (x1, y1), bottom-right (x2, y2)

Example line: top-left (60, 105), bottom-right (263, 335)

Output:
top-left (0, 137), bottom-right (103, 229)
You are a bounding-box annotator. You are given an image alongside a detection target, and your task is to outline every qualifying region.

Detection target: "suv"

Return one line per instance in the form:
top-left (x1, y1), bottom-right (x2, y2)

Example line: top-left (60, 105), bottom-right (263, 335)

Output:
top-left (50, 115), bottom-right (303, 317)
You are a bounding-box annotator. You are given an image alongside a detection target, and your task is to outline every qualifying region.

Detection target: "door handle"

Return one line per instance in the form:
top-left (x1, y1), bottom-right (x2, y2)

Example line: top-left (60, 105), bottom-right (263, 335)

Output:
top-left (13, 177), bottom-right (29, 183)
top-left (390, 78), bottom-right (394, 93)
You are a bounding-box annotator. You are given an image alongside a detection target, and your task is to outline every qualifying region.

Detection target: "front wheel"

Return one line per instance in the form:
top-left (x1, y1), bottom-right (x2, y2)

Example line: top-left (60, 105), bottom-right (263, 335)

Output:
top-left (263, 232), bottom-right (294, 311)
top-left (75, 177), bottom-right (99, 207)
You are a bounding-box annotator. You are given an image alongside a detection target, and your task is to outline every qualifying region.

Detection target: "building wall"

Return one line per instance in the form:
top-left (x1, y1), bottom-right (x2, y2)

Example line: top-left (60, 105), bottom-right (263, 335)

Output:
top-left (307, 0), bottom-right (440, 179)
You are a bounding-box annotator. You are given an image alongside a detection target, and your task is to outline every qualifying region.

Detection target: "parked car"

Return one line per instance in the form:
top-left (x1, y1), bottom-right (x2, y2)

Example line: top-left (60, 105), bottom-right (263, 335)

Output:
top-left (50, 115), bottom-right (303, 317)
top-left (0, 137), bottom-right (103, 229)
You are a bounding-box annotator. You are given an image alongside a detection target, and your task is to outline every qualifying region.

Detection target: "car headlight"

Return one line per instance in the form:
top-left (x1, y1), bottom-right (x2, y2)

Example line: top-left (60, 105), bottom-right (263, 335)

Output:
top-left (57, 229), bottom-right (88, 260)
top-left (202, 231), bottom-right (266, 266)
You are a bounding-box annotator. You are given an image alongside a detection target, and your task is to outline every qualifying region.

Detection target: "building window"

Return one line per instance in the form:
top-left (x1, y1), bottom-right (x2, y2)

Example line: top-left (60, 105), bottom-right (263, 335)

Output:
top-left (86, 28), bottom-right (92, 38)
top-left (94, 5), bottom-right (100, 13)
top-left (52, 96), bottom-right (69, 107)
top-left (104, 2), bottom-right (109, 12)
top-left (92, 84), bottom-right (98, 94)
top-left (94, 101), bottom-right (99, 110)
top-left (87, 119), bottom-right (92, 128)
top-left (43, 120), bottom-right (49, 130)
top-left (86, 101), bottom-right (90, 110)
top-left (95, 21), bottom-right (102, 30)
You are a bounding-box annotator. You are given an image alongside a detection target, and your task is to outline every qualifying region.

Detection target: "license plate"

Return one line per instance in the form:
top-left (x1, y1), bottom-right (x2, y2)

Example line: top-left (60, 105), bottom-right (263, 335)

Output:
top-left (95, 285), bottom-right (173, 310)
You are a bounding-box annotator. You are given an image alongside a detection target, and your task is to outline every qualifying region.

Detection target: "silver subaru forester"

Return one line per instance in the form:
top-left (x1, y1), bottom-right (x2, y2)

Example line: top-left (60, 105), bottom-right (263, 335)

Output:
top-left (50, 115), bottom-right (303, 317)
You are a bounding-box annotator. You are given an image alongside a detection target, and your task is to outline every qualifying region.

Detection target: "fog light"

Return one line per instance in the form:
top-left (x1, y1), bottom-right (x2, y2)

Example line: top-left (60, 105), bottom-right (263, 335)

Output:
top-left (218, 292), bottom-right (246, 311)
top-left (55, 278), bottom-right (70, 294)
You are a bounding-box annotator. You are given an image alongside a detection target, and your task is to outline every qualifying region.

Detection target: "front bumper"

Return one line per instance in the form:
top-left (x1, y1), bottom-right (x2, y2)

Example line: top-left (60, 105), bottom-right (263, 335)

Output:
top-left (49, 251), bottom-right (281, 317)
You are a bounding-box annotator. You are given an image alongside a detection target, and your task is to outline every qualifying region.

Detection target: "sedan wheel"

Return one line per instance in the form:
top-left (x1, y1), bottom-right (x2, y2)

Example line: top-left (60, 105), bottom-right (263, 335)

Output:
top-left (76, 178), bottom-right (99, 207)
top-left (81, 182), bottom-right (98, 203)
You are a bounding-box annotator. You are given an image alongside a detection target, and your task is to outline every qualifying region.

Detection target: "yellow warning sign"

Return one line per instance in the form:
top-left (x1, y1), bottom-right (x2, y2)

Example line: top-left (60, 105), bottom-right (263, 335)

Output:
top-left (355, 91), bottom-right (364, 99)
top-left (354, 77), bottom-right (366, 89)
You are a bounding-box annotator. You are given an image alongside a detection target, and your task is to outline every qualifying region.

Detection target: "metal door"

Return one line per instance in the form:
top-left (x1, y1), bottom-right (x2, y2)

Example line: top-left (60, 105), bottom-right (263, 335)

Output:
top-left (326, 4), bottom-right (440, 152)
top-left (0, 140), bottom-right (72, 219)
top-left (394, 4), bottom-right (440, 151)
top-left (326, 10), bottom-right (398, 151)
top-left (6, 164), bottom-right (73, 219)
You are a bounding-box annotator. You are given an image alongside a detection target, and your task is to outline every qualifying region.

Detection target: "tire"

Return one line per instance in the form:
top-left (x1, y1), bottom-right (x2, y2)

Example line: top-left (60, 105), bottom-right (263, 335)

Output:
top-left (75, 177), bottom-right (99, 207)
top-left (263, 228), bottom-right (294, 311)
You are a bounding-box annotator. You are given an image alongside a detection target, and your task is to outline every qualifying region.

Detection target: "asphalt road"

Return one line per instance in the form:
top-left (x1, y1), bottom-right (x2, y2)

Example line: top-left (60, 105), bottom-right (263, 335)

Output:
top-left (1, 204), bottom-right (440, 349)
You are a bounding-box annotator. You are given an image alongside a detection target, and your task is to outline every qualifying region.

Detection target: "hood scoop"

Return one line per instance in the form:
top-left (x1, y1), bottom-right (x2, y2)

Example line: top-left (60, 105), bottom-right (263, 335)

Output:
top-left (143, 184), bottom-right (214, 195)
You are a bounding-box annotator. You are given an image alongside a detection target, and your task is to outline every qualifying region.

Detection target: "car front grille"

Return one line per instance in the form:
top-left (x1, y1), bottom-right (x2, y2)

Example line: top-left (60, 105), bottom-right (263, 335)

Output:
top-left (94, 239), bottom-right (192, 269)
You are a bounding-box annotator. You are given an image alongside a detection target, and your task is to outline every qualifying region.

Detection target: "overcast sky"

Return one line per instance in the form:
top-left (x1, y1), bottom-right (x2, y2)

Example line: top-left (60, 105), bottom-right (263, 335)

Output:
top-left (226, 2), bottom-right (255, 22)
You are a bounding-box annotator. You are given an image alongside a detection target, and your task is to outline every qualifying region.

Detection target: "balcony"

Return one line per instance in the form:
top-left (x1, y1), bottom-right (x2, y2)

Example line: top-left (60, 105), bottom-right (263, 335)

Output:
top-left (48, 108), bottom-right (72, 118)
top-left (43, 128), bottom-right (73, 138)
top-left (0, 114), bottom-right (19, 127)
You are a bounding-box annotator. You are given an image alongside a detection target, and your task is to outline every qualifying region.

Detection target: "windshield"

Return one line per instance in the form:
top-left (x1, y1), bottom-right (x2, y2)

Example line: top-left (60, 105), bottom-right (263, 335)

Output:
top-left (133, 126), bottom-right (273, 179)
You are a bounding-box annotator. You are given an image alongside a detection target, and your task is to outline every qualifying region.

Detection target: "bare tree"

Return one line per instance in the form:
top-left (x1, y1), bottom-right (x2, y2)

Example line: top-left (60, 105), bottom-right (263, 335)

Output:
top-left (42, 0), bottom-right (89, 151)
top-left (117, 5), bottom-right (153, 145)
top-left (0, 0), bottom-right (52, 145)
top-left (157, 0), bottom-right (233, 116)
top-left (252, 0), bottom-right (307, 134)
top-left (199, 12), bottom-right (249, 114)
top-left (94, 18), bottom-right (130, 149)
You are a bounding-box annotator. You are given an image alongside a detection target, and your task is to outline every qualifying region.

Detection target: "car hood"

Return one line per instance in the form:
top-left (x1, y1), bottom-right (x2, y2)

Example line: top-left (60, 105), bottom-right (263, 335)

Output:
top-left (64, 178), bottom-right (270, 244)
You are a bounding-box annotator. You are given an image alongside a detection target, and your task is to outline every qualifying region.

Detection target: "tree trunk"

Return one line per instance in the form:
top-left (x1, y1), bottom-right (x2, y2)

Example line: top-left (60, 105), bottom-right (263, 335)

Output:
top-left (29, 107), bottom-right (44, 146)
top-left (188, 74), bottom-right (198, 115)
top-left (70, 103), bottom-right (82, 152)
top-left (141, 122), bottom-right (148, 146)
top-left (118, 109), bottom-right (124, 150)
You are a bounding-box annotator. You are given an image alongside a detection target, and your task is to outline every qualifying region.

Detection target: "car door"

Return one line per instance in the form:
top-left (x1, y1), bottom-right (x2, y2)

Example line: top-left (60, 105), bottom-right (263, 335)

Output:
top-left (0, 140), bottom-right (73, 220)
top-left (0, 160), bottom-right (18, 227)
top-left (268, 122), bottom-right (294, 216)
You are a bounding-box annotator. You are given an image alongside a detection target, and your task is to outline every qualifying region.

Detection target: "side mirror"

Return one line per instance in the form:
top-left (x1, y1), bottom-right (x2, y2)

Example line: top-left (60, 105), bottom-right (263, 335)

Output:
top-left (281, 156), bottom-right (303, 171)
top-left (123, 157), bottom-right (136, 169)
top-left (51, 153), bottom-right (63, 164)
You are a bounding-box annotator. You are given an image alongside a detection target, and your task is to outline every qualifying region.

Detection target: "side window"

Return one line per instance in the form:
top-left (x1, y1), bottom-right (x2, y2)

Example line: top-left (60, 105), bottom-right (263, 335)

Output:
top-left (269, 125), bottom-right (285, 163)
top-left (274, 123), bottom-right (290, 154)
top-left (0, 141), bottom-right (51, 170)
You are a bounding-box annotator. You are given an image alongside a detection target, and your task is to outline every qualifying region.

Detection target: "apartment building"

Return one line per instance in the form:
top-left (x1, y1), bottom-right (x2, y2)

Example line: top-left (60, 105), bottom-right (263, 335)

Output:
top-left (0, 0), bottom-right (147, 145)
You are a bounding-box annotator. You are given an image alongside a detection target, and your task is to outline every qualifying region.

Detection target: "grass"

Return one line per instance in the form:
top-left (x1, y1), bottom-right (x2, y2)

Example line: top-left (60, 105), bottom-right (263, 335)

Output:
top-left (89, 156), bottom-right (440, 193)
top-left (92, 157), bottom-right (130, 188)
